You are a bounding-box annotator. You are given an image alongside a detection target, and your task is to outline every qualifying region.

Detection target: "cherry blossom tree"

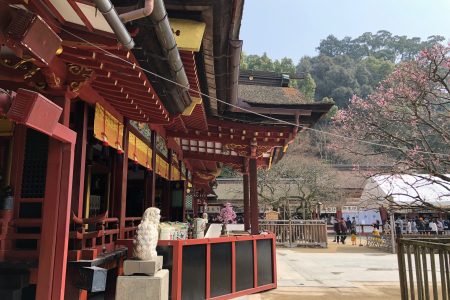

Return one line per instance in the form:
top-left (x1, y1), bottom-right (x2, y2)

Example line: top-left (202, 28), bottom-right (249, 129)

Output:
top-left (333, 44), bottom-right (450, 206)
top-left (218, 203), bottom-right (237, 224)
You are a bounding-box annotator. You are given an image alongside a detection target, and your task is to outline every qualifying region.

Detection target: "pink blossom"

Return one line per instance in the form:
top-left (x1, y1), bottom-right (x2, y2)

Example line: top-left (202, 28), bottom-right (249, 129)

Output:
top-left (218, 203), bottom-right (237, 224)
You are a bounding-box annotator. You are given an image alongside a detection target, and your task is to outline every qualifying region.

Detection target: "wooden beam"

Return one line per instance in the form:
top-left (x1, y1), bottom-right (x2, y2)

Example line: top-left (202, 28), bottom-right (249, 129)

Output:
top-left (36, 139), bottom-right (61, 300)
top-left (71, 102), bottom-right (87, 218)
top-left (207, 118), bottom-right (293, 134)
top-left (167, 130), bottom-right (286, 147)
top-left (182, 151), bottom-right (244, 165)
top-left (245, 107), bottom-right (313, 116)
top-left (36, 131), bottom-right (76, 300)
top-left (60, 30), bottom-right (119, 49)
top-left (51, 142), bottom-right (75, 300)
top-left (51, 95), bottom-right (71, 127)
top-left (91, 80), bottom-right (160, 99)
top-left (77, 84), bottom-right (123, 121)
top-left (92, 84), bottom-right (162, 108)
top-left (67, 0), bottom-right (95, 32)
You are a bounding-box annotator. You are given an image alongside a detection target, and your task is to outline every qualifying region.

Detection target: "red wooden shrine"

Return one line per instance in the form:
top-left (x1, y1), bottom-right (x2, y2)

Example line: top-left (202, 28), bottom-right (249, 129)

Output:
top-left (0, 1), bottom-right (331, 299)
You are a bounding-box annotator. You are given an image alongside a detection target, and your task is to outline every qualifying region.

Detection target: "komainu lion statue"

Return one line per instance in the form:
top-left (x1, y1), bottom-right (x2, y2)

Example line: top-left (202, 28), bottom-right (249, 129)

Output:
top-left (133, 207), bottom-right (160, 260)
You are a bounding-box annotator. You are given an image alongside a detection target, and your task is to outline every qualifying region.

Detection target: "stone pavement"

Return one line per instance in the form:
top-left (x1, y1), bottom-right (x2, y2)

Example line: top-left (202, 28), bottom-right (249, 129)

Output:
top-left (239, 238), bottom-right (402, 299)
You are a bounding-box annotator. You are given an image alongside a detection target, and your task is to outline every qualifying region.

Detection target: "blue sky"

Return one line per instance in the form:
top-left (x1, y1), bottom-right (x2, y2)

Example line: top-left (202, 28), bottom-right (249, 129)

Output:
top-left (240, 0), bottom-right (450, 62)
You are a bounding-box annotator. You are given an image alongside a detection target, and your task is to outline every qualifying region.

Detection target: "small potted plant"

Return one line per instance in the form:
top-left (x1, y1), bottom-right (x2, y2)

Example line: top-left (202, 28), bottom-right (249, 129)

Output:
top-left (218, 203), bottom-right (236, 236)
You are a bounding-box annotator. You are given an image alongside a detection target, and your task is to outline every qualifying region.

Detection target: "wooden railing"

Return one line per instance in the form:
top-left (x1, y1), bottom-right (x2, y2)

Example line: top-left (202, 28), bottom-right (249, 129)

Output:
top-left (259, 220), bottom-right (327, 248)
top-left (69, 211), bottom-right (119, 256)
top-left (397, 237), bottom-right (450, 300)
top-left (123, 217), bottom-right (141, 239)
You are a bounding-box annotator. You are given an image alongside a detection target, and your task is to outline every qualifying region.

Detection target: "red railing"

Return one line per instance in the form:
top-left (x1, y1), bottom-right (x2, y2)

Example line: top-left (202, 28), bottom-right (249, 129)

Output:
top-left (69, 211), bottom-right (119, 258)
top-left (157, 234), bottom-right (277, 300)
top-left (123, 217), bottom-right (141, 239)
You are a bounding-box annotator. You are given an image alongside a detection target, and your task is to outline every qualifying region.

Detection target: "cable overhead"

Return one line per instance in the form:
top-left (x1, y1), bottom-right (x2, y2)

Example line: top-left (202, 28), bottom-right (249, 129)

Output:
top-left (53, 27), bottom-right (450, 158)
top-left (6, 5), bottom-right (447, 159)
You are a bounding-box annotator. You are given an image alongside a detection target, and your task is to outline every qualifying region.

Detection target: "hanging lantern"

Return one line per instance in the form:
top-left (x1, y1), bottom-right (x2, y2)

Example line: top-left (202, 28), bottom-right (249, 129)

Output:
top-left (101, 107), bottom-right (109, 146)
top-left (145, 147), bottom-right (150, 170)
top-left (101, 132), bottom-right (109, 146)
top-left (116, 123), bottom-right (123, 154)
top-left (132, 134), bottom-right (138, 164)
top-left (116, 144), bottom-right (124, 155)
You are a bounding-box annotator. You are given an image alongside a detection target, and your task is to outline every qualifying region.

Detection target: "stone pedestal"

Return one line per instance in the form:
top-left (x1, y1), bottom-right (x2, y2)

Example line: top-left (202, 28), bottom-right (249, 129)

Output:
top-left (123, 256), bottom-right (163, 276)
top-left (115, 270), bottom-right (169, 300)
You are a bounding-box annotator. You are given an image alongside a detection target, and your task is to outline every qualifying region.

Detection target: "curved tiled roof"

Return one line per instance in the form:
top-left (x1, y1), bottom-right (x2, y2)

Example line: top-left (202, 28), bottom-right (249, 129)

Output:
top-left (238, 84), bottom-right (311, 105)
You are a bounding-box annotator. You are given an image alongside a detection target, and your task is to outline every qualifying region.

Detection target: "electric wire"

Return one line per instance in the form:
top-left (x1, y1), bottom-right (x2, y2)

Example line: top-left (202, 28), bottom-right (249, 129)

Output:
top-left (5, 4), bottom-right (450, 158)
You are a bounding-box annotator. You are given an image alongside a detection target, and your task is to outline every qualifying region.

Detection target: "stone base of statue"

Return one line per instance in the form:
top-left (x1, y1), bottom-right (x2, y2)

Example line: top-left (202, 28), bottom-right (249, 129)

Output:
top-left (116, 256), bottom-right (168, 300)
top-left (116, 270), bottom-right (169, 300)
top-left (123, 256), bottom-right (163, 276)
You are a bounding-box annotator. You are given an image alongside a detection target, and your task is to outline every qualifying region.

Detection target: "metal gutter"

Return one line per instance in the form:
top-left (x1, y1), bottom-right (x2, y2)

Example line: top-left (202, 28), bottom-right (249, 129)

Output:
top-left (228, 39), bottom-right (242, 112)
top-left (119, 0), bottom-right (154, 23)
top-left (92, 0), bottom-right (135, 50)
top-left (148, 0), bottom-right (190, 95)
top-left (93, 0), bottom-right (190, 114)
top-left (226, 0), bottom-right (244, 113)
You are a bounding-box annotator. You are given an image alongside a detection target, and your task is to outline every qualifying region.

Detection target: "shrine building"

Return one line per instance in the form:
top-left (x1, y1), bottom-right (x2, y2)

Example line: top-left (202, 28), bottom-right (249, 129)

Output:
top-left (0, 1), bottom-right (331, 299)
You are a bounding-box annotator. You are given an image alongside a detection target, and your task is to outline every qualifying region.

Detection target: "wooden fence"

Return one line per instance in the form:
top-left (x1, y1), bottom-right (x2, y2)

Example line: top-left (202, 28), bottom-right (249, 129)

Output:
top-left (397, 237), bottom-right (450, 300)
top-left (259, 220), bottom-right (327, 248)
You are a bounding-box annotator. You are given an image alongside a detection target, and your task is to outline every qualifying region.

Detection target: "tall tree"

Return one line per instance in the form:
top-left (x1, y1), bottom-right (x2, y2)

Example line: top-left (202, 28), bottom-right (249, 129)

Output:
top-left (296, 73), bottom-right (316, 100)
top-left (257, 155), bottom-right (341, 217)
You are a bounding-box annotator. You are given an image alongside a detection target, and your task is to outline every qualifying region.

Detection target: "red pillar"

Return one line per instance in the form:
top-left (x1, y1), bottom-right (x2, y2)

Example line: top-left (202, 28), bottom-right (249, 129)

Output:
top-left (150, 130), bottom-right (157, 207)
top-left (162, 150), bottom-right (172, 221)
top-left (192, 196), bottom-right (197, 217)
top-left (37, 95), bottom-right (75, 300)
top-left (182, 180), bottom-right (187, 222)
top-left (51, 142), bottom-right (75, 300)
top-left (243, 173), bottom-right (250, 231)
top-left (10, 125), bottom-right (27, 220)
top-left (36, 139), bottom-right (75, 300)
top-left (143, 130), bottom-right (156, 210)
top-left (143, 170), bottom-right (151, 211)
top-left (180, 160), bottom-right (186, 221)
top-left (71, 102), bottom-right (87, 218)
top-left (192, 180), bottom-right (199, 218)
top-left (115, 121), bottom-right (129, 239)
top-left (249, 158), bottom-right (259, 235)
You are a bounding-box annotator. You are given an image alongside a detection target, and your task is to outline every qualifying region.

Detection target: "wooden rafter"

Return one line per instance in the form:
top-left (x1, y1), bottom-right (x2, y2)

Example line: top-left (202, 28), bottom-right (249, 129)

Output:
top-left (58, 45), bottom-right (170, 123)
top-left (167, 130), bottom-right (288, 148)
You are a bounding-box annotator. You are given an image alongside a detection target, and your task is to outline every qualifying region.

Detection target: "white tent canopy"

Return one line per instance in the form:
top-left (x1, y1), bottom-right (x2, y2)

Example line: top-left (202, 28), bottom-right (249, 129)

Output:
top-left (360, 174), bottom-right (450, 208)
